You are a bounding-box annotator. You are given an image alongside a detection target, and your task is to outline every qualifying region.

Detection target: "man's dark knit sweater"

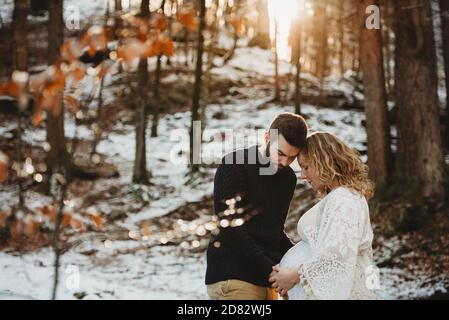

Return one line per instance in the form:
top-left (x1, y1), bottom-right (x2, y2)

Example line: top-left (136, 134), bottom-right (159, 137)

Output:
top-left (205, 145), bottom-right (297, 288)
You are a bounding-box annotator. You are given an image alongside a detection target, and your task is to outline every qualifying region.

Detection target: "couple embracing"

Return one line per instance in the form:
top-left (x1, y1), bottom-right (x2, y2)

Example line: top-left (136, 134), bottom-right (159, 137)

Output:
top-left (205, 112), bottom-right (377, 300)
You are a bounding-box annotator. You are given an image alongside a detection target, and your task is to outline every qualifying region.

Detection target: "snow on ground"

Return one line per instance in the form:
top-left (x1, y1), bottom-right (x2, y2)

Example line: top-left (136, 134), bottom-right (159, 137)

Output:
top-left (0, 242), bottom-right (208, 300)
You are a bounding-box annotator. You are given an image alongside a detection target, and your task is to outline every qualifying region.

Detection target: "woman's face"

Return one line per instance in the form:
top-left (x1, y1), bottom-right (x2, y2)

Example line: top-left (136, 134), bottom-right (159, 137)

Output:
top-left (297, 155), bottom-right (324, 193)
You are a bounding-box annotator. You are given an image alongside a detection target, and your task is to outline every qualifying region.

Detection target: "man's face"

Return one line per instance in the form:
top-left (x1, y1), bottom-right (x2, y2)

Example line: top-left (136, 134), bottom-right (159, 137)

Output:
top-left (264, 132), bottom-right (301, 170)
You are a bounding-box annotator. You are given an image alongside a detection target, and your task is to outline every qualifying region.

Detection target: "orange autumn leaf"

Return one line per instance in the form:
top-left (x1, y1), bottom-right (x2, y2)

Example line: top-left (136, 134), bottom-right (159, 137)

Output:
top-left (0, 151), bottom-right (8, 183)
top-left (177, 10), bottom-right (197, 32)
top-left (43, 91), bottom-right (62, 116)
top-left (87, 26), bottom-right (108, 53)
top-left (10, 220), bottom-right (24, 241)
top-left (70, 216), bottom-right (83, 230)
top-left (65, 94), bottom-right (79, 113)
top-left (152, 15), bottom-right (168, 31)
top-left (87, 43), bottom-right (96, 57)
top-left (90, 214), bottom-right (104, 231)
top-left (41, 205), bottom-right (57, 223)
top-left (132, 17), bottom-right (149, 42)
top-left (117, 40), bottom-right (148, 65)
top-left (229, 18), bottom-right (242, 34)
top-left (0, 211), bottom-right (8, 228)
top-left (163, 40), bottom-right (175, 57)
top-left (61, 39), bottom-right (83, 62)
top-left (32, 99), bottom-right (43, 126)
top-left (147, 39), bottom-right (163, 57)
top-left (69, 64), bottom-right (86, 87)
top-left (24, 219), bottom-right (40, 238)
top-left (6, 80), bottom-right (20, 98)
top-left (62, 213), bottom-right (71, 227)
top-left (33, 110), bottom-right (43, 126)
top-left (79, 31), bottom-right (90, 49)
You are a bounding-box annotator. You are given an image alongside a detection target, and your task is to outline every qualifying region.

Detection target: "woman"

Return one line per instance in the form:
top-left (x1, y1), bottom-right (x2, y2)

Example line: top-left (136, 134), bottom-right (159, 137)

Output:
top-left (269, 132), bottom-right (377, 300)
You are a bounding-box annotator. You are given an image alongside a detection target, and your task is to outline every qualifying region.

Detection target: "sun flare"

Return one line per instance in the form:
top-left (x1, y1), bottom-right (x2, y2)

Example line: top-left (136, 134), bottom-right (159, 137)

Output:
top-left (268, 0), bottom-right (309, 61)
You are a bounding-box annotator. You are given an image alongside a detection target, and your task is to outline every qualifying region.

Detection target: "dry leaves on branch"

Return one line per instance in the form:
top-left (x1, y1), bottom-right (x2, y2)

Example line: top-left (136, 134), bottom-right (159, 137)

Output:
top-left (0, 151), bottom-right (8, 183)
top-left (177, 10), bottom-right (197, 32)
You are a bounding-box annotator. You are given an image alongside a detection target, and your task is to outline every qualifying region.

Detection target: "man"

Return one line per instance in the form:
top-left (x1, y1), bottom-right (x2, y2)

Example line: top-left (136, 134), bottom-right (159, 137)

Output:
top-left (205, 112), bottom-right (309, 300)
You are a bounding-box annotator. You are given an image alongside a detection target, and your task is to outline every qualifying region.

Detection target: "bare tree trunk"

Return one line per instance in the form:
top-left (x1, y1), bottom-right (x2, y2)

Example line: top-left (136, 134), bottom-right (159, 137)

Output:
top-left (140, 0), bottom-right (149, 14)
top-left (314, 0), bottom-right (329, 88)
top-left (115, 0), bottom-right (122, 11)
top-left (274, 18), bottom-right (281, 102)
top-left (291, 17), bottom-right (302, 115)
top-left (382, 0), bottom-right (394, 98)
top-left (12, 0), bottom-right (29, 208)
top-left (51, 177), bottom-right (67, 300)
top-left (338, 0), bottom-right (345, 78)
top-left (190, 0), bottom-right (206, 173)
top-left (439, 0), bottom-right (449, 147)
top-left (202, 0), bottom-right (220, 136)
top-left (133, 1), bottom-right (150, 184)
top-left (12, 0), bottom-right (28, 72)
top-left (394, 0), bottom-right (445, 204)
top-left (151, 55), bottom-right (162, 138)
top-left (46, 0), bottom-right (72, 179)
top-left (358, 0), bottom-right (391, 188)
top-left (150, 0), bottom-right (166, 138)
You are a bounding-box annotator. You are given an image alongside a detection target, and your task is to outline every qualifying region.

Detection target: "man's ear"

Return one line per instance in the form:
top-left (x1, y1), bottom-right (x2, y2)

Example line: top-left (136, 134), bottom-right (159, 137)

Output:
top-left (263, 131), bottom-right (270, 144)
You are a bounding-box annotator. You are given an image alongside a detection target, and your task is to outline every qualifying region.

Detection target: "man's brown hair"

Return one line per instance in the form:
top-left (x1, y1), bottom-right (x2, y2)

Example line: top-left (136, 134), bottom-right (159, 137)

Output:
top-left (269, 112), bottom-right (308, 149)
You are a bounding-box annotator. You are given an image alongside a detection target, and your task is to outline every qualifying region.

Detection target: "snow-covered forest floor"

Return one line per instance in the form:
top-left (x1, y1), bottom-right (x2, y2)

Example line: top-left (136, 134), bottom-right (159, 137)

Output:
top-left (1, 0), bottom-right (448, 300)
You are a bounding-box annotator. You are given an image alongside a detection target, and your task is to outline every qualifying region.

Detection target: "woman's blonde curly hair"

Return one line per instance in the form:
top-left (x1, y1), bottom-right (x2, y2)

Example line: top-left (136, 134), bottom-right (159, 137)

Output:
top-left (299, 132), bottom-right (374, 199)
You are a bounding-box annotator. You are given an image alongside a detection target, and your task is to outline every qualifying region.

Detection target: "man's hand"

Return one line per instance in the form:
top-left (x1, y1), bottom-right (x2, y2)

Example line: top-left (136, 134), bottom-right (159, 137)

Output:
top-left (269, 265), bottom-right (299, 297)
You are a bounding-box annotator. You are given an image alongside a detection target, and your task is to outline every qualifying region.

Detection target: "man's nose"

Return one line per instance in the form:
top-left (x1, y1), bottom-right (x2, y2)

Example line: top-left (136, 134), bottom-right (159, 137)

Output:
top-left (280, 157), bottom-right (289, 167)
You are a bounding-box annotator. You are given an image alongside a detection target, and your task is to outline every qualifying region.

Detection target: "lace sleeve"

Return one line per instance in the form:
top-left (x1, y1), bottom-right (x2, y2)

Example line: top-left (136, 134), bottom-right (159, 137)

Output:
top-left (298, 189), bottom-right (363, 300)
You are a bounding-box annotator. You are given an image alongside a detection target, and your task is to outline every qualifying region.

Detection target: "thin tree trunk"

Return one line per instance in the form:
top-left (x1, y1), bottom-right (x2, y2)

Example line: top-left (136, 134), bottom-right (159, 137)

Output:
top-left (394, 0), bottom-right (445, 204)
top-left (46, 0), bottom-right (72, 179)
top-left (133, 1), bottom-right (150, 184)
top-left (12, 0), bottom-right (28, 72)
top-left (314, 0), bottom-right (329, 88)
top-left (115, 0), bottom-right (122, 11)
top-left (274, 18), bottom-right (281, 102)
top-left (358, 0), bottom-right (391, 188)
top-left (293, 18), bottom-right (302, 115)
top-left (151, 55), bottom-right (162, 137)
top-left (338, 0), bottom-right (345, 78)
top-left (439, 0), bottom-right (449, 147)
top-left (51, 178), bottom-right (67, 300)
top-left (150, 0), bottom-right (166, 138)
top-left (12, 0), bottom-right (29, 208)
top-left (382, 0), bottom-right (394, 98)
top-left (190, 0), bottom-right (206, 172)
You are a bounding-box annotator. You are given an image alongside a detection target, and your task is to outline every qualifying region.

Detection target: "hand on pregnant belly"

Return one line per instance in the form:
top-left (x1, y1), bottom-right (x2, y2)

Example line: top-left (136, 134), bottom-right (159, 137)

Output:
top-left (268, 265), bottom-right (300, 297)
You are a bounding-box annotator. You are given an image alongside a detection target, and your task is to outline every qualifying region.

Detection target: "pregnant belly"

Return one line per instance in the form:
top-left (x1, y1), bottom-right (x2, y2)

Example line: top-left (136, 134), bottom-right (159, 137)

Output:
top-left (279, 241), bottom-right (312, 300)
top-left (280, 241), bottom-right (311, 268)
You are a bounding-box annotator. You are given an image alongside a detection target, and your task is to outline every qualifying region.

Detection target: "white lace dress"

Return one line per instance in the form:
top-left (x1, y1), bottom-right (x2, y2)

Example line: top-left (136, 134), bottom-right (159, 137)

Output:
top-left (279, 187), bottom-right (377, 300)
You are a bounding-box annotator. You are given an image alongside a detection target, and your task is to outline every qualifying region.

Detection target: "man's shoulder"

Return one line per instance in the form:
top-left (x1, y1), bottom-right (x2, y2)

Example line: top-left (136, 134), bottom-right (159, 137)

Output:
top-left (220, 146), bottom-right (258, 165)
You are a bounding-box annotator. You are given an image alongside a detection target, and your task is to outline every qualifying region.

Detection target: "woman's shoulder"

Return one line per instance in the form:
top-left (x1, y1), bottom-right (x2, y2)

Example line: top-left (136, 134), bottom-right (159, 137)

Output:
top-left (324, 186), bottom-right (367, 207)
top-left (328, 186), bottom-right (361, 197)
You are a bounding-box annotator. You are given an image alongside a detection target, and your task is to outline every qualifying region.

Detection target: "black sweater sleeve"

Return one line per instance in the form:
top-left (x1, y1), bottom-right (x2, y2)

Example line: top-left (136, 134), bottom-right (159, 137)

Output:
top-left (213, 162), bottom-right (274, 276)
top-left (278, 171), bottom-right (297, 256)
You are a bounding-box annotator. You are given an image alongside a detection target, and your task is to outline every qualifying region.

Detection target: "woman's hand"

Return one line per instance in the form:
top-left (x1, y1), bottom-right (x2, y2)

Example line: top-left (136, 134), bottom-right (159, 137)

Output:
top-left (269, 265), bottom-right (299, 297)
